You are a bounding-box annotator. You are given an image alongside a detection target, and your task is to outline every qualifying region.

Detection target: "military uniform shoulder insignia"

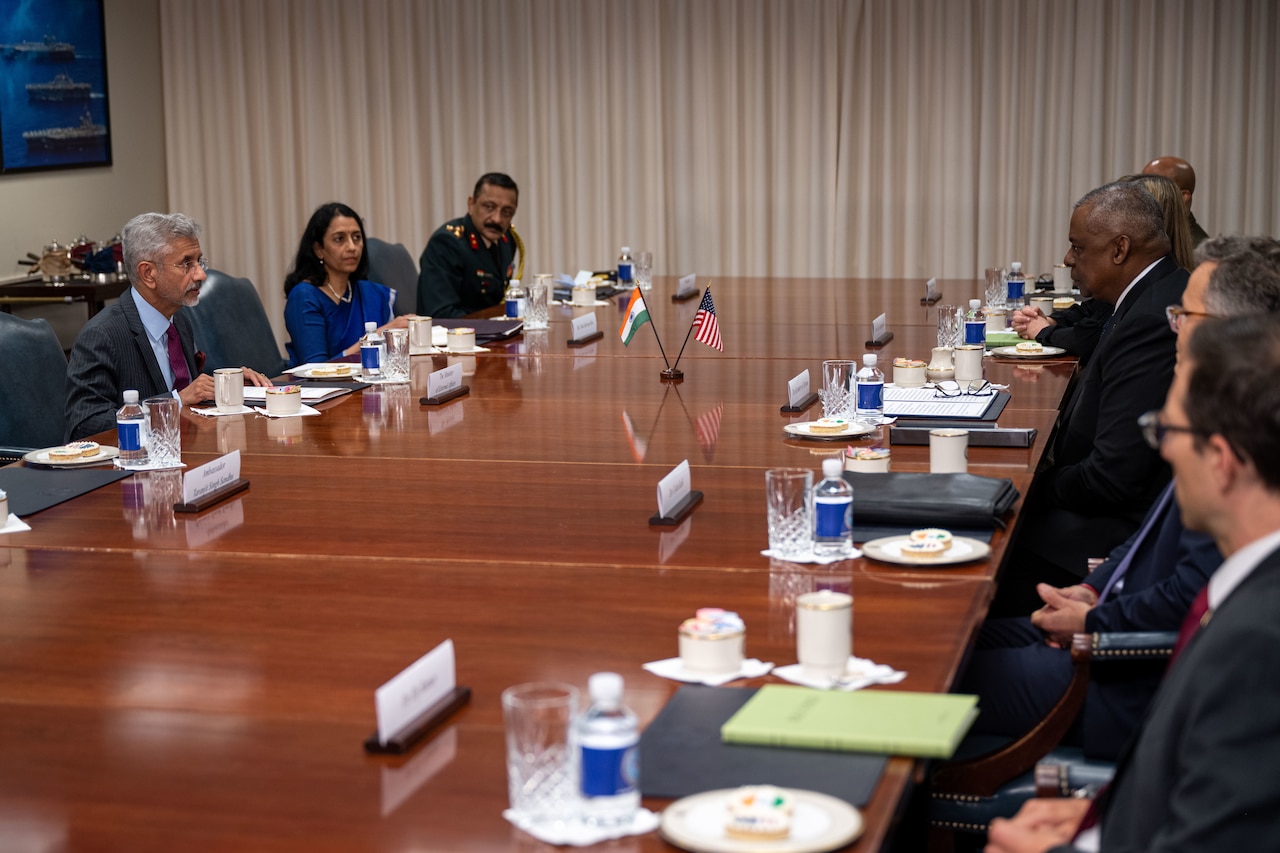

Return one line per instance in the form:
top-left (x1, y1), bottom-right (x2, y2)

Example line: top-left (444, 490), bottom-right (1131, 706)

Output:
top-left (446, 224), bottom-right (464, 238)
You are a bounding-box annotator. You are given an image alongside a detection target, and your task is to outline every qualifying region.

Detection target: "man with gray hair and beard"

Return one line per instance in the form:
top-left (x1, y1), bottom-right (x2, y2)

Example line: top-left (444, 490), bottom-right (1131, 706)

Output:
top-left (65, 212), bottom-right (271, 441)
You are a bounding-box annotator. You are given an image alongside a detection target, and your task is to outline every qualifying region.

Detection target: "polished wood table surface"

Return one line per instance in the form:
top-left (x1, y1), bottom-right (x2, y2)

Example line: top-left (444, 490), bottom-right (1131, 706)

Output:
top-left (0, 278), bottom-right (1075, 851)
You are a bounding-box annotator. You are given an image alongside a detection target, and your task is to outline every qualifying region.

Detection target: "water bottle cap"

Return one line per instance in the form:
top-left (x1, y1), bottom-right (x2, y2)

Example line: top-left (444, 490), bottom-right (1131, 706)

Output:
top-left (1011, 261), bottom-right (1023, 272)
top-left (510, 278), bottom-right (520, 287)
top-left (822, 458), bottom-right (844, 478)
top-left (863, 353), bottom-right (877, 367)
top-left (365, 321), bottom-right (377, 332)
top-left (123, 389), bottom-right (139, 403)
top-left (588, 672), bottom-right (623, 703)
top-left (970, 298), bottom-right (982, 308)
top-left (620, 246), bottom-right (631, 254)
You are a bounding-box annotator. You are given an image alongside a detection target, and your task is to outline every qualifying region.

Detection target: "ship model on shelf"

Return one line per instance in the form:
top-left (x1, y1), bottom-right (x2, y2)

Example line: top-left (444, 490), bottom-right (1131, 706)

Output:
top-left (26, 73), bottom-right (92, 102)
top-left (24, 109), bottom-right (106, 152)
top-left (0, 35), bottom-right (75, 61)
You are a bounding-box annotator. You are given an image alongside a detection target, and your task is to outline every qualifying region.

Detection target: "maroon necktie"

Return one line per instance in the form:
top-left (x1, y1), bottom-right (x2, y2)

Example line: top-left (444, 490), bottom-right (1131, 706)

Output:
top-left (167, 323), bottom-right (191, 390)
top-left (1169, 585), bottom-right (1212, 665)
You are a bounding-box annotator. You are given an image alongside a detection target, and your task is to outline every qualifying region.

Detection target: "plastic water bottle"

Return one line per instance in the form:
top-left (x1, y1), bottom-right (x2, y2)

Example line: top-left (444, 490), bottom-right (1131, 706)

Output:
top-left (1006, 261), bottom-right (1026, 312)
top-left (116, 389), bottom-right (150, 469)
top-left (854, 353), bottom-right (885, 426)
top-left (577, 672), bottom-right (640, 827)
top-left (617, 246), bottom-right (634, 290)
top-left (964, 298), bottom-right (987, 346)
top-left (504, 277), bottom-right (525, 319)
top-left (813, 457), bottom-right (853, 558)
top-left (359, 321), bottom-right (384, 377)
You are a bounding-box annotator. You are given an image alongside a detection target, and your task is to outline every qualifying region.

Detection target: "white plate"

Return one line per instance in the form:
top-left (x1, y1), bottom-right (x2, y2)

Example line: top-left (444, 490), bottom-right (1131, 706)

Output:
top-left (860, 535), bottom-right (991, 567)
top-left (289, 364), bottom-right (360, 379)
top-left (24, 445), bottom-right (121, 467)
top-left (989, 345), bottom-right (1067, 359)
top-left (660, 788), bottom-right (863, 853)
top-left (783, 421), bottom-right (877, 441)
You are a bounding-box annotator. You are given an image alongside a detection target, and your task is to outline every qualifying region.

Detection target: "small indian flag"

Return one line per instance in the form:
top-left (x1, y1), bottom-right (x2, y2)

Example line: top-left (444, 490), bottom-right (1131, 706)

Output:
top-left (619, 287), bottom-right (651, 346)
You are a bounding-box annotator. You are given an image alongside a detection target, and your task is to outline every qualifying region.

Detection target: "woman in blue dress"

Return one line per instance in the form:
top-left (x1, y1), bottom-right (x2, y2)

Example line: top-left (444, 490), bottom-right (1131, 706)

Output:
top-left (283, 202), bottom-right (407, 366)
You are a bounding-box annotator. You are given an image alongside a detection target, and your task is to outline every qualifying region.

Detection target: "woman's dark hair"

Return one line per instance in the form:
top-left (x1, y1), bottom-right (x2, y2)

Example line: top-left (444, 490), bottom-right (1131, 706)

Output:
top-left (283, 202), bottom-right (369, 294)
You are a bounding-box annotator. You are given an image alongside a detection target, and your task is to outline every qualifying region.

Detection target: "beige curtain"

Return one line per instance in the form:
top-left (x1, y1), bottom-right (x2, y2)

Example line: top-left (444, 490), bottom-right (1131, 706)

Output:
top-left (160, 0), bottom-right (1279, 343)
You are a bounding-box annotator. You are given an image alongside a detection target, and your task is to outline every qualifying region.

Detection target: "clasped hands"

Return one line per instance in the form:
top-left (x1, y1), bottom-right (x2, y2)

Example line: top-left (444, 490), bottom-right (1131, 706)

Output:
top-left (1009, 305), bottom-right (1055, 340)
top-left (178, 366), bottom-right (274, 407)
top-left (1029, 582), bottom-right (1098, 649)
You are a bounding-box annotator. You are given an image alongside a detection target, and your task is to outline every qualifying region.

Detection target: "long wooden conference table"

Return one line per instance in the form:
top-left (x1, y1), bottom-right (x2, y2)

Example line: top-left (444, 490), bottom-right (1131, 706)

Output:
top-left (0, 278), bottom-right (1076, 851)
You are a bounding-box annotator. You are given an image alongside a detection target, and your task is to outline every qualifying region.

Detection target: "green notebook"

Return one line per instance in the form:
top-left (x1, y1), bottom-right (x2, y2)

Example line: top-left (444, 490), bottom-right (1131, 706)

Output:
top-left (720, 684), bottom-right (979, 759)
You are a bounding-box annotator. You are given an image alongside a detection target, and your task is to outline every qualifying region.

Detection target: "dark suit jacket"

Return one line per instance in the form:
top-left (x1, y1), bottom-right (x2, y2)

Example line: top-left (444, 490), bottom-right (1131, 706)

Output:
top-left (1036, 297), bottom-right (1111, 364)
top-left (1055, 545), bottom-right (1280, 851)
top-left (962, 486), bottom-right (1219, 759)
top-left (1024, 256), bottom-right (1187, 571)
top-left (65, 288), bottom-right (198, 441)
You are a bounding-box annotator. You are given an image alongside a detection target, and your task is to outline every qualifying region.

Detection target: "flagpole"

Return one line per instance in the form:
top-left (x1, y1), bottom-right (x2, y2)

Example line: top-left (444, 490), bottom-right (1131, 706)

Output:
top-left (646, 302), bottom-right (674, 370)
top-left (670, 284), bottom-right (712, 372)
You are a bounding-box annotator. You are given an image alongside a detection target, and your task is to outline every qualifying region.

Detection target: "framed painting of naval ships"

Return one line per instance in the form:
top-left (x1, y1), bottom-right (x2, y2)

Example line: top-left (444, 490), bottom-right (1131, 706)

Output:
top-left (0, 0), bottom-right (111, 174)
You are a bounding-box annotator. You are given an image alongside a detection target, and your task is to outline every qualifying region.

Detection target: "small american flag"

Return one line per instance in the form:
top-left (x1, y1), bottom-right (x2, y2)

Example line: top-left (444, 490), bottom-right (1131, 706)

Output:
top-left (692, 288), bottom-right (723, 351)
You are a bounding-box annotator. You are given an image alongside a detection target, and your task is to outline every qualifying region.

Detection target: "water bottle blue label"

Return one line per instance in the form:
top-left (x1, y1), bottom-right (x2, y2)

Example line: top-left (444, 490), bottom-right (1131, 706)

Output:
top-left (506, 298), bottom-right (519, 318)
top-left (1007, 280), bottom-right (1025, 301)
top-left (581, 745), bottom-right (637, 797)
top-left (964, 320), bottom-right (986, 345)
top-left (360, 344), bottom-right (381, 371)
top-left (814, 498), bottom-right (851, 538)
top-left (856, 382), bottom-right (883, 410)
top-left (118, 421), bottom-right (142, 452)
top-left (618, 262), bottom-right (633, 283)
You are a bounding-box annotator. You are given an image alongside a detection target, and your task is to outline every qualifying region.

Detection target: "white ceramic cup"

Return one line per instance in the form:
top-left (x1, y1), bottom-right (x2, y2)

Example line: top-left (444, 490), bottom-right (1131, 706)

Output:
top-left (265, 385), bottom-right (302, 416)
top-left (953, 345), bottom-right (985, 383)
top-left (930, 428), bottom-right (969, 473)
top-left (1053, 264), bottom-right (1072, 293)
top-left (984, 309), bottom-right (1007, 333)
top-left (796, 590), bottom-right (853, 680)
top-left (214, 367), bottom-right (244, 412)
top-left (892, 362), bottom-right (926, 388)
top-left (1029, 296), bottom-right (1055, 318)
top-left (408, 316), bottom-right (433, 349)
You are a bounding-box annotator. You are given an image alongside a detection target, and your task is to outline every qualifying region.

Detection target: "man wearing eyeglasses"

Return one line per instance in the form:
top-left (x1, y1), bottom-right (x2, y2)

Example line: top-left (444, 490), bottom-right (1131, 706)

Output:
top-left (959, 239), bottom-right (1280, 762)
top-left (65, 212), bottom-right (271, 441)
top-left (987, 312), bottom-right (1280, 853)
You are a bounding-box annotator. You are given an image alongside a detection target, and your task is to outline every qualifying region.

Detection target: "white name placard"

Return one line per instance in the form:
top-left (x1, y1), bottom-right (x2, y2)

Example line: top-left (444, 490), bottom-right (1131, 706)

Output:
top-left (925, 277), bottom-right (938, 301)
top-left (872, 312), bottom-right (888, 342)
top-left (787, 369), bottom-right (811, 408)
top-left (676, 274), bottom-right (698, 299)
top-left (182, 450), bottom-right (241, 504)
top-left (571, 312), bottom-right (598, 340)
top-left (375, 639), bottom-right (457, 746)
top-left (657, 459), bottom-right (692, 518)
top-left (427, 363), bottom-right (463, 399)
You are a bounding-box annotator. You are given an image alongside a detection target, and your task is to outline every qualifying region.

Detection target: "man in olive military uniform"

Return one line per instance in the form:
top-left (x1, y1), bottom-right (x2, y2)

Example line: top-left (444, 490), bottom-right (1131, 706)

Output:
top-left (417, 172), bottom-right (519, 318)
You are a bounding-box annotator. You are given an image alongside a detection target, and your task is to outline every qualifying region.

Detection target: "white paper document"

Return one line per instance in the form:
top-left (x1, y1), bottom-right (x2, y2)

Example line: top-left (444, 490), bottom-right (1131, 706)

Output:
top-left (882, 386), bottom-right (998, 419)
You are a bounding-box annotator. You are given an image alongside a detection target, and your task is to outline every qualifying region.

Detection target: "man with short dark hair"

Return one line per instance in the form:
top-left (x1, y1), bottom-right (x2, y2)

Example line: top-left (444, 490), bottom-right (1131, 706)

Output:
top-left (417, 172), bottom-right (519, 318)
top-left (987, 312), bottom-right (1280, 852)
top-left (65, 212), bottom-right (271, 441)
top-left (1142, 155), bottom-right (1209, 245)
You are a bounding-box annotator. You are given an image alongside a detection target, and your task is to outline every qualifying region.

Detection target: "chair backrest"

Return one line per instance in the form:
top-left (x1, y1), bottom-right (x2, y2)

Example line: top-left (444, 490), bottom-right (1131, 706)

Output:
top-left (0, 313), bottom-right (68, 448)
top-left (184, 269), bottom-right (287, 377)
top-left (365, 237), bottom-right (419, 317)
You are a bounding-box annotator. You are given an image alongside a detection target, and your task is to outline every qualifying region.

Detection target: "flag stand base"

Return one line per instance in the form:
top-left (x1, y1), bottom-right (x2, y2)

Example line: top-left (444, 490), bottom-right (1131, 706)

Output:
top-left (660, 368), bottom-right (684, 383)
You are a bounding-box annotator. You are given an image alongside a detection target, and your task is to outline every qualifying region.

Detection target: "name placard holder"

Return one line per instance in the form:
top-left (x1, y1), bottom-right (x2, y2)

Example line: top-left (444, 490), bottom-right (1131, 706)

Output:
top-left (567, 330), bottom-right (604, 347)
top-left (920, 276), bottom-right (942, 305)
top-left (650, 490), bottom-right (703, 526)
top-left (420, 385), bottom-right (470, 406)
top-left (865, 312), bottom-right (894, 348)
top-left (781, 393), bottom-right (819, 414)
top-left (364, 686), bottom-right (472, 755)
top-left (173, 478), bottom-right (249, 513)
top-left (672, 273), bottom-right (700, 302)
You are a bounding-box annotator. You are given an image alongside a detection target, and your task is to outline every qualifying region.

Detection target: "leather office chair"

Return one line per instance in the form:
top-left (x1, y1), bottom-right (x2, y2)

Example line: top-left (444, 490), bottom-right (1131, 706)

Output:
top-left (365, 237), bottom-right (419, 317)
top-left (928, 631), bottom-right (1175, 848)
top-left (184, 269), bottom-right (287, 378)
top-left (0, 313), bottom-right (68, 461)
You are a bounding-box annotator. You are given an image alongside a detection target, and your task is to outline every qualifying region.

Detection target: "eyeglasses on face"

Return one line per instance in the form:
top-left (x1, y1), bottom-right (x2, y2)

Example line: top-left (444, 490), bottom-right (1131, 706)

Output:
top-left (1138, 410), bottom-right (1202, 449)
top-left (935, 379), bottom-right (993, 398)
top-left (157, 256), bottom-right (209, 275)
top-left (1165, 304), bottom-right (1215, 333)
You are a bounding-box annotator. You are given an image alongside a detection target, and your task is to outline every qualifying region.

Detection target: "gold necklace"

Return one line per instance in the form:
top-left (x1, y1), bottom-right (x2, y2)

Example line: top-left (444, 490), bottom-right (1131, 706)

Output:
top-left (324, 280), bottom-right (352, 304)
